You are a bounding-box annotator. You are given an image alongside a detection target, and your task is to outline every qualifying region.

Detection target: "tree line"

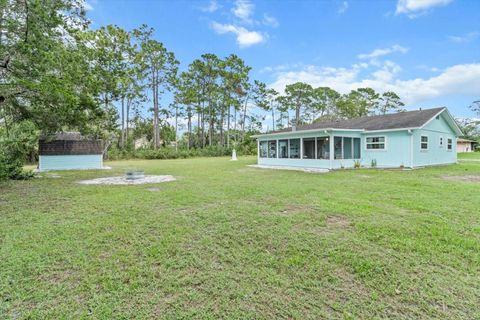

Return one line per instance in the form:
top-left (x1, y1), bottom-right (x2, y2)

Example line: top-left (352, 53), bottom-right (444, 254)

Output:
top-left (8, 0), bottom-right (477, 178)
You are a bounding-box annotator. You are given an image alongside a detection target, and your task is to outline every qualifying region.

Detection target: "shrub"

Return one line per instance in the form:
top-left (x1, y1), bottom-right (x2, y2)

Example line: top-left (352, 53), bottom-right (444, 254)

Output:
top-left (107, 144), bottom-right (254, 161)
top-left (0, 121), bottom-right (38, 180)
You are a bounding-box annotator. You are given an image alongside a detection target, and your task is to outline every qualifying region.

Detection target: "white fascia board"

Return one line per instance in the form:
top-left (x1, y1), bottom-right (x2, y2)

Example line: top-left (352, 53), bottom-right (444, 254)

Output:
top-left (361, 127), bottom-right (419, 134)
top-left (420, 108), bottom-right (463, 136)
top-left (251, 128), bottom-right (364, 139)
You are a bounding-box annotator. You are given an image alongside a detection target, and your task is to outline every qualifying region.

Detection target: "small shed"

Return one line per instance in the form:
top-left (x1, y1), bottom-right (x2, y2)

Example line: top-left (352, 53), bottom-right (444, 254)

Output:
top-left (457, 138), bottom-right (477, 153)
top-left (39, 132), bottom-right (104, 171)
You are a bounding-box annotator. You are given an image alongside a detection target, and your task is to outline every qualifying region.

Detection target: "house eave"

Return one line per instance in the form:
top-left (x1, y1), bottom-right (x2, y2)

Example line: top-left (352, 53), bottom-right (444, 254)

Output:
top-left (251, 128), bottom-right (364, 138)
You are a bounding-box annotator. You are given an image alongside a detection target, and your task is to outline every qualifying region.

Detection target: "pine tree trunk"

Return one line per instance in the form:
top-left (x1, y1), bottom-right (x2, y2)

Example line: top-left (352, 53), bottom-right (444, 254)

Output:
top-left (187, 109), bottom-right (192, 150)
top-left (233, 107), bottom-right (237, 143)
top-left (271, 107), bottom-right (275, 132)
top-left (174, 104), bottom-right (178, 151)
top-left (126, 100), bottom-right (130, 149)
top-left (120, 96), bottom-right (125, 149)
top-left (208, 99), bottom-right (213, 146)
top-left (220, 106), bottom-right (224, 146)
top-left (227, 105), bottom-right (230, 148)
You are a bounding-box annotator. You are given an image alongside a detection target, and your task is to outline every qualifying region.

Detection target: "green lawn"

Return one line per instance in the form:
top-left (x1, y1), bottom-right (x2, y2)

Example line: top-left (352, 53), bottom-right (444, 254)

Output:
top-left (1, 155), bottom-right (480, 319)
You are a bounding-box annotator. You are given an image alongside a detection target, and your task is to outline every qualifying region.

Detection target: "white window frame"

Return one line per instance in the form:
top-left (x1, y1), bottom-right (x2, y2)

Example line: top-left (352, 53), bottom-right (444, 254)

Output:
top-left (447, 138), bottom-right (453, 151)
top-left (365, 136), bottom-right (387, 151)
top-left (420, 135), bottom-right (429, 151)
top-left (439, 136), bottom-right (444, 148)
top-left (259, 141), bottom-right (268, 158)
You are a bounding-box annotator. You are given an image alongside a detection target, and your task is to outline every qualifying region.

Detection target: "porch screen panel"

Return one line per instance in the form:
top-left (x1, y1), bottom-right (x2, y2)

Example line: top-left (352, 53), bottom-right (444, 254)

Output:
top-left (353, 138), bottom-right (361, 159)
top-left (334, 137), bottom-right (342, 159)
top-left (316, 137), bottom-right (330, 159)
top-left (268, 140), bottom-right (277, 158)
top-left (279, 140), bottom-right (288, 158)
top-left (303, 138), bottom-right (315, 159)
top-left (343, 137), bottom-right (352, 159)
top-left (289, 139), bottom-right (300, 158)
top-left (259, 141), bottom-right (268, 158)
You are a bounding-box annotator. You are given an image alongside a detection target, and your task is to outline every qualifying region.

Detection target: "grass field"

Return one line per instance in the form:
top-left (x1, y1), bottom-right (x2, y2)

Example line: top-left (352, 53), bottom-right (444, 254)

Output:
top-left (1, 154), bottom-right (480, 319)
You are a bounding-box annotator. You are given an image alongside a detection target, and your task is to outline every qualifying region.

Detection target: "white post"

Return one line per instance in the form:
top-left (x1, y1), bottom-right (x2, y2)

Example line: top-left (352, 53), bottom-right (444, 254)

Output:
top-left (329, 133), bottom-right (334, 169)
top-left (300, 137), bottom-right (303, 160)
top-left (257, 139), bottom-right (260, 162)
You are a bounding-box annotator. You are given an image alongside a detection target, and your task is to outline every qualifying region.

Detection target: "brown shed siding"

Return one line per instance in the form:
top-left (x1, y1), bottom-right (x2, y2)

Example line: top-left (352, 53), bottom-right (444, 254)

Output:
top-left (39, 140), bottom-right (104, 156)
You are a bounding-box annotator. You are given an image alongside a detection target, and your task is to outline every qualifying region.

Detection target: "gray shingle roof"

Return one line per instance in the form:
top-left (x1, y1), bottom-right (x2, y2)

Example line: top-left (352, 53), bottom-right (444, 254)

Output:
top-left (272, 107), bottom-right (446, 133)
top-left (40, 132), bottom-right (99, 141)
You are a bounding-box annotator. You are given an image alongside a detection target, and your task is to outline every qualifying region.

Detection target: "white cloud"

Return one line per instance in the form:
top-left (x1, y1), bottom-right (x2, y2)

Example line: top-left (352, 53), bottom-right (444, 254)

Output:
top-left (263, 13), bottom-right (279, 27)
top-left (358, 44), bottom-right (409, 60)
top-left (338, 1), bottom-right (349, 14)
top-left (396, 0), bottom-right (453, 17)
top-left (211, 22), bottom-right (265, 47)
top-left (201, 0), bottom-right (220, 13)
top-left (448, 31), bottom-right (479, 43)
top-left (268, 62), bottom-right (480, 105)
top-left (232, 0), bottom-right (255, 23)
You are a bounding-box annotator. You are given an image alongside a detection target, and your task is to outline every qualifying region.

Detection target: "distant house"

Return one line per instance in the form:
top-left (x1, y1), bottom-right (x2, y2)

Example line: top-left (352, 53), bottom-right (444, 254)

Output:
top-left (253, 107), bottom-right (462, 169)
top-left (39, 132), bottom-right (104, 171)
top-left (457, 138), bottom-right (477, 153)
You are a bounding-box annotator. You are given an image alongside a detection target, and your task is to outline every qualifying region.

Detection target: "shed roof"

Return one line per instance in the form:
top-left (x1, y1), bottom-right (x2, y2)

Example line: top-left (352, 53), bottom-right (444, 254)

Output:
top-left (40, 132), bottom-right (90, 141)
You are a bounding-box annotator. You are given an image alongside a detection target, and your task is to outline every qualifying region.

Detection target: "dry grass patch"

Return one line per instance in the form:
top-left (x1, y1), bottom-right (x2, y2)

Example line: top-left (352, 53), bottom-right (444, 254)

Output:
top-left (442, 175), bottom-right (480, 183)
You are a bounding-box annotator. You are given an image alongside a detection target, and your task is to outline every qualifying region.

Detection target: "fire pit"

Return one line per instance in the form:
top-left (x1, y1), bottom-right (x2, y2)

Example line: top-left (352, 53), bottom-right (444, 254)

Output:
top-left (126, 170), bottom-right (145, 180)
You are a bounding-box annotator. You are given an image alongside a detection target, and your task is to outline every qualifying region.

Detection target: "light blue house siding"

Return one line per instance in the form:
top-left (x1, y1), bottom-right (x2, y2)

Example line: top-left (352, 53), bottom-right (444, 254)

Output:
top-left (256, 109), bottom-right (459, 169)
top-left (412, 113), bottom-right (457, 166)
top-left (39, 155), bottom-right (103, 171)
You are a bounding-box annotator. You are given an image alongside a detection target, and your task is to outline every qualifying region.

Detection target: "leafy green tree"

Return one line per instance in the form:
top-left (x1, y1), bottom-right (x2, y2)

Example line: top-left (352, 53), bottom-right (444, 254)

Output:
top-left (309, 87), bottom-right (341, 121)
top-left (281, 82), bottom-right (313, 125)
top-left (221, 54), bottom-right (250, 146)
top-left (337, 88), bottom-right (379, 119)
top-left (133, 25), bottom-right (178, 149)
top-left (377, 91), bottom-right (405, 115)
top-left (0, 0), bottom-right (104, 136)
top-left (252, 81), bottom-right (278, 131)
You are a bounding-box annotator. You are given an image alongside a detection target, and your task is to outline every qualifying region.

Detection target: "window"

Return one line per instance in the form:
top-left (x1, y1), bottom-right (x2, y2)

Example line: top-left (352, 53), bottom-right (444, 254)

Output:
top-left (421, 136), bottom-right (428, 150)
top-left (333, 137), bottom-right (362, 160)
top-left (343, 137), bottom-right (352, 159)
top-left (334, 137), bottom-right (342, 159)
top-left (439, 137), bottom-right (443, 147)
top-left (259, 141), bottom-right (267, 158)
top-left (316, 137), bottom-right (330, 159)
top-left (353, 138), bottom-right (361, 159)
top-left (303, 138), bottom-right (315, 159)
top-left (268, 140), bottom-right (277, 158)
top-left (447, 138), bottom-right (453, 151)
top-left (366, 136), bottom-right (385, 150)
top-left (289, 139), bottom-right (300, 158)
top-left (279, 140), bottom-right (288, 158)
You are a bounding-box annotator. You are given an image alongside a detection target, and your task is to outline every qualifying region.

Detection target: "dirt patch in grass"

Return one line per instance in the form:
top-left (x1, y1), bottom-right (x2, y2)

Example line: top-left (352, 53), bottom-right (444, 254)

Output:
top-left (326, 215), bottom-right (351, 229)
top-left (267, 204), bottom-right (319, 215)
top-left (442, 175), bottom-right (480, 183)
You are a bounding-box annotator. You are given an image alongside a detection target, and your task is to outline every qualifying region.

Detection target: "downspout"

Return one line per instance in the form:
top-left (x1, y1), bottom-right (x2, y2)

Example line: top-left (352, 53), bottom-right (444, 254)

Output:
top-left (408, 129), bottom-right (414, 168)
top-left (329, 131), bottom-right (334, 170)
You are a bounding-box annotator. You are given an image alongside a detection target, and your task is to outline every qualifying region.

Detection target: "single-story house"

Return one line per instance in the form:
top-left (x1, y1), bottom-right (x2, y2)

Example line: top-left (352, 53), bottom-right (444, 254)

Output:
top-left (253, 107), bottom-right (462, 169)
top-left (39, 132), bottom-right (104, 171)
top-left (457, 138), bottom-right (477, 153)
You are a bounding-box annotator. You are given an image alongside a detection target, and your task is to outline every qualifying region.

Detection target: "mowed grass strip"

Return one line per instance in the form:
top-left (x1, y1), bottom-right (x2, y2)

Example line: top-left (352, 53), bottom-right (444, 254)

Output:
top-left (1, 154), bottom-right (480, 319)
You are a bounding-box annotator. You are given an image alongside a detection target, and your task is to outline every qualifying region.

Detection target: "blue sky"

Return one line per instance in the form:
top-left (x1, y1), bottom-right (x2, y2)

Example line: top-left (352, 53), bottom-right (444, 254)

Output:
top-left (86, 0), bottom-right (480, 119)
